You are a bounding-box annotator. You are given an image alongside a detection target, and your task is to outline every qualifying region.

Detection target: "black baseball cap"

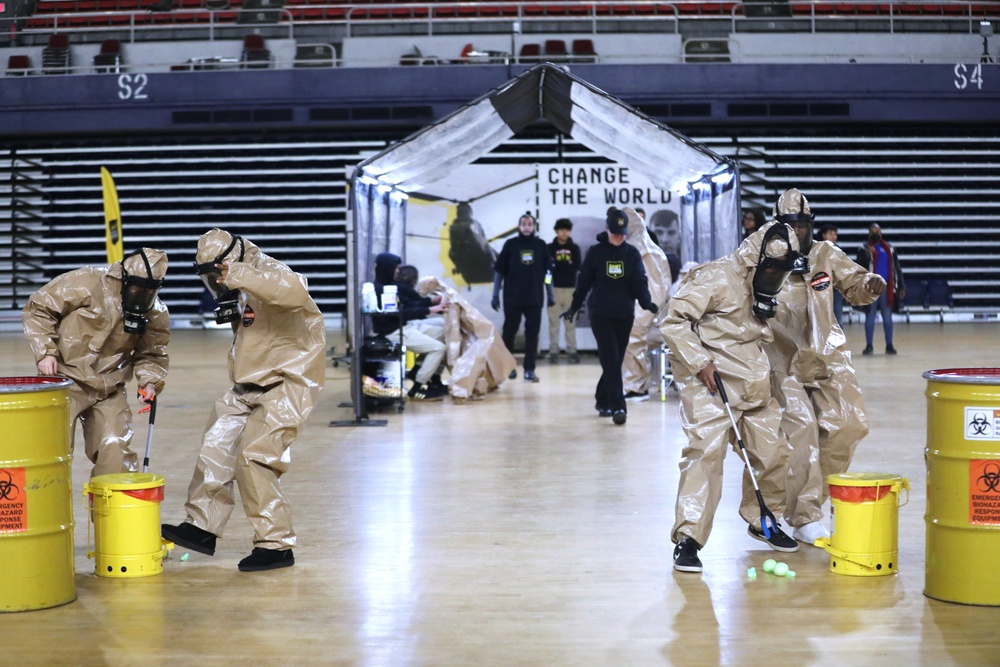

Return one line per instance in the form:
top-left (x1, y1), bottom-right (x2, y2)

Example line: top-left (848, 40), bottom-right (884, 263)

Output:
top-left (606, 208), bottom-right (628, 235)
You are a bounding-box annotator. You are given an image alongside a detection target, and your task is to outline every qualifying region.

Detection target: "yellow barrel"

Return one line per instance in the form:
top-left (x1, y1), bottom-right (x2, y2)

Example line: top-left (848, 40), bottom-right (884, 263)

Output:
top-left (815, 472), bottom-right (909, 577)
top-left (84, 472), bottom-right (173, 578)
top-left (924, 368), bottom-right (1000, 606)
top-left (0, 376), bottom-right (76, 612)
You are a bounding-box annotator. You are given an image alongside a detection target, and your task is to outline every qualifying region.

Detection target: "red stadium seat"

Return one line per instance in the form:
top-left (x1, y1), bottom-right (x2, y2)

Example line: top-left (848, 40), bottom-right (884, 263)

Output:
top-left (6, 54), bottom-right (33, 76)
top-left (518, 43), bottom-right (542, 63)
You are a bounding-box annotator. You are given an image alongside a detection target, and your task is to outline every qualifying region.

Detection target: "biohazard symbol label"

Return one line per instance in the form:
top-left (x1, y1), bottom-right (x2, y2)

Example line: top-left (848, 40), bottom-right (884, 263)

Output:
top-left (606, 261), bottom-right (624, 279)
top-left (0, 468), bottom-right (27, 533)
top-left (520, 249), bottom-right (535, 264)
top-left (810, 272), bottom-right (831, 291)
top-left (970, 460), bottom-right (1000, 525)
top-left (242, 305), bottom-right (256, 328)
top-left (964, 407), bottom-right (1000, 440)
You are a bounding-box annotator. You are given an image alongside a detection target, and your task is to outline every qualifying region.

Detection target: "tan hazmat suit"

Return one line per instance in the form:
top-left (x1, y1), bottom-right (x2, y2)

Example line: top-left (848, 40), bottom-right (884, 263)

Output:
top-left (660, 223), bottom-right (796, 547)
top-left (182, 230), bottom-right (326, 550)
top-left (22, 250), bottom-right (170, 476)
top-left (622, 207), bottom-right (673, 396)
top-left (417, 276), bottom-right (516, 401)
top-left (767, 225), bottom-right (882, 528)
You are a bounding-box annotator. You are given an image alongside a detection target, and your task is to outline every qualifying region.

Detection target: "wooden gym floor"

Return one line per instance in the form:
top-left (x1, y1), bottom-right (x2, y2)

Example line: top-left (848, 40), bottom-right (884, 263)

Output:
top-left (2, 321), bottom-right (999, 666)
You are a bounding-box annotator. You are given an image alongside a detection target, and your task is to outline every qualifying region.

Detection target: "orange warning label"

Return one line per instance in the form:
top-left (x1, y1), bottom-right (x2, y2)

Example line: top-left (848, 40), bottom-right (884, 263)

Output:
top-left (970, 460), bottom-right (1000, 525)
top-left (0, 468), bottom-right (27, 533)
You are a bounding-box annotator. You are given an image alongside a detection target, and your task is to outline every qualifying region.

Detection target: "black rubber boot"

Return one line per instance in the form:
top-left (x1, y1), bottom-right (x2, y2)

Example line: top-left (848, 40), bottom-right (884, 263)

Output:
top-left (162, 522), bottom-right (217, 556)
top-left (238, 547), bottom-right (295, 572)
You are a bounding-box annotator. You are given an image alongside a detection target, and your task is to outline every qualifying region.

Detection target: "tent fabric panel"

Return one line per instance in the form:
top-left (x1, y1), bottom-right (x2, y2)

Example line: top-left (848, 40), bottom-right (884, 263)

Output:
top-left (491, 67), bottom-right (544, 134)
top-left (566, 81), bottom-right (727, 191)
top-left (539, 65), bottom-right (574, 135)
top-left (361, 99), bottom-right (514, 191)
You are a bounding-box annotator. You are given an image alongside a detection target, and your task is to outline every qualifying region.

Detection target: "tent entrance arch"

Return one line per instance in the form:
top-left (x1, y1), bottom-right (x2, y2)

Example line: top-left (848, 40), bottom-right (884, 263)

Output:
top-left (341, 64), bottom-right (740, 424)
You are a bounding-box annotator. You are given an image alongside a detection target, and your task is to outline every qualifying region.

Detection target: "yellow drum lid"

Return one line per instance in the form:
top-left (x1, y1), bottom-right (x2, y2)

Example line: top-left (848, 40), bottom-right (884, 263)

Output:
top-left (0, 376), bottom-right (74, 393)
top-left (88, 472), bottom-right (165, 491)
top-left (828, 472), bottom-right (903, 487)
top-left (923, 368), bottom-right (1000, 384)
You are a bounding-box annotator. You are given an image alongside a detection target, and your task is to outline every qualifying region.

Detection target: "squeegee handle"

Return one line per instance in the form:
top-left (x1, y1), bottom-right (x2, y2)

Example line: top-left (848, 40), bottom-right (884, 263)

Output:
top-left (712, 370), bottom-right (729, 403)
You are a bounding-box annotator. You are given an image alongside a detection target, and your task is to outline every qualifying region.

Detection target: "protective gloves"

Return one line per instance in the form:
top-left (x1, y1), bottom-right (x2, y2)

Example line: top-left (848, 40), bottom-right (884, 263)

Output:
top-left (492, 272), bottom-right (503, 312)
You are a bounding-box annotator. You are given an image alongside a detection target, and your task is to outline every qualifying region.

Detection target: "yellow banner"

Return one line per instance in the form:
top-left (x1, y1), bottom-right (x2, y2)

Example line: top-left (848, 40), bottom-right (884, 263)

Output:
top-left (101, 167), bottom-right (123, 264)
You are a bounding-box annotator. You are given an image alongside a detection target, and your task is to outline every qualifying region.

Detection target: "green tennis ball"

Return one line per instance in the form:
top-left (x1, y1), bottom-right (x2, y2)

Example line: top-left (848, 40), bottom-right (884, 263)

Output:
top-left (773, 562), bottom-right (789, 577)
top-left (762, 559), bottom-right (777, 573)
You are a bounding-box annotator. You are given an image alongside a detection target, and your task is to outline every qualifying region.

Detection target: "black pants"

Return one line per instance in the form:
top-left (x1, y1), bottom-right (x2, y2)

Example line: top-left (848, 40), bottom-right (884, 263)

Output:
top-left (502, 304), bottom-right (542, 371)
top-left (591, 313), bottom-right (633, 413)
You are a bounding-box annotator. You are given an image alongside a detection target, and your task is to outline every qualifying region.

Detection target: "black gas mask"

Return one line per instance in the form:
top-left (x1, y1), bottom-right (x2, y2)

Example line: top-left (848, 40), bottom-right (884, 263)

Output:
top-left (751, 224), bottom-right (798, 320)
top-left (121, 250), bottom-right (163, 335)
top-left (195, 235), bottom-right (245, 324)
top-left (776, 212), bottom-right (815, 276)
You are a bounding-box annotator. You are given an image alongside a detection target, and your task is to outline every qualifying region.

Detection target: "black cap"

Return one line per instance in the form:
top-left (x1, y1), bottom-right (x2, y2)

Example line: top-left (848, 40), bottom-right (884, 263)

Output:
top-left (606, 208), bottom-right (628, 235)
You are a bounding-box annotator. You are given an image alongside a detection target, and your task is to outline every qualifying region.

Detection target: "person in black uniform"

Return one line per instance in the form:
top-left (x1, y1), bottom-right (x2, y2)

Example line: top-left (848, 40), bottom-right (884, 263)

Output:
top-left (547, 218), bottom-right (582, 364)
top-left (562, 207), bottom-right (658, 425)
top-left (492, 212), bottom-right (553, 383)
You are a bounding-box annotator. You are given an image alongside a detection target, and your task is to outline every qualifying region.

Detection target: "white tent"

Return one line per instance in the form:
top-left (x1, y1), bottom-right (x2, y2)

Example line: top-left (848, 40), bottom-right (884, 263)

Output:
top-left (343, 64), bottom-right (740, 422)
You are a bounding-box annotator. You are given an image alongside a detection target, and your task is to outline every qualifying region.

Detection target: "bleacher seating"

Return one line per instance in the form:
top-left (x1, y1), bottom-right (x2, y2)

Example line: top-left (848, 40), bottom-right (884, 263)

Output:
top-left (571, 38), bottom-right (597, 63)
top-left (295, 42), bottom-right (336, 66)
top-left (543, 38), bottom-right (569, 62)
top-left (683, 38), bottom-right (730, 62)
top-left (240, 33), bottom-right (271, 68)
top-left (519, 43), bottom-right (542, 63)
top-left (903, 279), bottom-right (928, 312)
top-left (93, 38), bottom-right (123, 73)
top-left (6, 54), bottom-right (33, 75)
top-left (927, 278), bottom-right (954, 310)
top-left (41, 33), bottom-right (70, 74)
top-left (237, 0), bottom-right (283, 23)
top-left (901, 278), bottom-right (954, 321)
top-left (13, 0), bottom-right (1000, 43)
top-left (743, 0), bottom-right (793, 18)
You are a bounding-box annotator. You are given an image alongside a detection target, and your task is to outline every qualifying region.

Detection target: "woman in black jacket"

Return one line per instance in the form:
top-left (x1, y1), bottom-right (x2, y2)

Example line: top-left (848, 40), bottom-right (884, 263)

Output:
top-left (563, 207), bottom-right (658, 425)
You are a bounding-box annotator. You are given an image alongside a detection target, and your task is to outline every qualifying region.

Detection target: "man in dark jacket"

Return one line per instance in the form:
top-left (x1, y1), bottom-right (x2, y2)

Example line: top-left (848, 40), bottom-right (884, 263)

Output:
top-left (372, 252), bottom-right (449, 400)
top-left (492, 212), bottom-right (553, 383)
top-left (547, 218), bottom-right (582, 364)
top-left (855, 223), bottom-right (905, 355)
top-left (563, 208), bottom-right (657, 425)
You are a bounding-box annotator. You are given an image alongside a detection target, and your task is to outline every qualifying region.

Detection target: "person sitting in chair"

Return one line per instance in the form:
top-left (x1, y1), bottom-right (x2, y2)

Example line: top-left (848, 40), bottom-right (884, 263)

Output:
top-left (373, 254), bottom-right (449, 401)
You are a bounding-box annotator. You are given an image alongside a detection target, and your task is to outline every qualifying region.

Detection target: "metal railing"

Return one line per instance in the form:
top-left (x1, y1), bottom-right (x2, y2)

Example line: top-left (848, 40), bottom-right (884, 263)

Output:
top-left (14, 0), bottom-right (997, 43)
top-left (19, 7), bottom-right (294, 41)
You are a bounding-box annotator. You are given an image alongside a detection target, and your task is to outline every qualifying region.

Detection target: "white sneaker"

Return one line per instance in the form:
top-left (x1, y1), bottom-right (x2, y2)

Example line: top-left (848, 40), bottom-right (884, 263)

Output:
top-left (793, 521), bottom-right (830, 546)
top-left (624, 391), bottom-right (650, 402)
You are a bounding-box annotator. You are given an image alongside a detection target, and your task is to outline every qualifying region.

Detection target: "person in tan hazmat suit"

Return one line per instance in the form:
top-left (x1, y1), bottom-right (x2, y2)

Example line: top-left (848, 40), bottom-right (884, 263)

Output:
top-left (622, 207), bottom-right (673, 402)
top-left (161, 230), bottom-right (326, 572)
top-left (22, 248), bottom-right (169, 477)
top-left (765, 189), bottom-right (886, 545)
top-left (662, 222), bottom-right (801, 573)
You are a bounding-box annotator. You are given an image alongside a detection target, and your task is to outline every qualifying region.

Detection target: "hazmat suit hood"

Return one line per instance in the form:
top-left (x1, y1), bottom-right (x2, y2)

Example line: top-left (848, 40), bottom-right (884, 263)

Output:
top-left (196, 228), bottom-right (262, 268)
top-left (625, 206), bottom-right (646, 241)
top-left (374, 252), bottom-right (403, 285)
top-left (196, 229), bottom-right (261, 324)
top-left (111, 247), bottom-right (168, 282)
top-left (111, 247), bottom-right (168, 335)
top-left (773, 188), bottom-right (815, 272)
